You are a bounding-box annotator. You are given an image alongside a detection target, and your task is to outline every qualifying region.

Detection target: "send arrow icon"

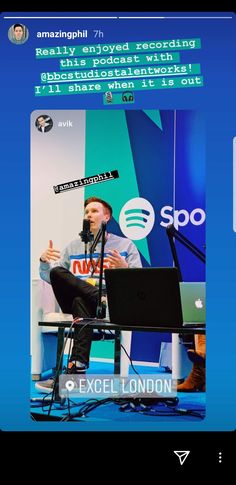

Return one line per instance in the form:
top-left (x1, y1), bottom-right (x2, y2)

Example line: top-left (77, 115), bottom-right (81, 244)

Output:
top-left (174, 451), bottom-right (190, 465)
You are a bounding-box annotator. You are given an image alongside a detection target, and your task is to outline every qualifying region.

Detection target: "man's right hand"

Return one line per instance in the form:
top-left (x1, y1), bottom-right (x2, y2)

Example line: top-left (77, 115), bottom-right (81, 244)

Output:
top-left (40, 240), bottom-right (61, 263)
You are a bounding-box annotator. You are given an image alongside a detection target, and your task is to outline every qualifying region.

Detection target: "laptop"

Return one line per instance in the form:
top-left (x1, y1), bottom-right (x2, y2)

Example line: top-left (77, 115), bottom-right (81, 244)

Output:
top-left (104, 267), bottom-right (183, 327)
top-left (180, 282), bottom-right (206, 326)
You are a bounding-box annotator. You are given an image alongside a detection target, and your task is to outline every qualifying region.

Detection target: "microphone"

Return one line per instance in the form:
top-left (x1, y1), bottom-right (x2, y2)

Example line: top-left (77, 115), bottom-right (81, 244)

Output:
top-left (79, 219), bottom-right (93, 254)
top-left (105, 91), bottom-right (113, 103)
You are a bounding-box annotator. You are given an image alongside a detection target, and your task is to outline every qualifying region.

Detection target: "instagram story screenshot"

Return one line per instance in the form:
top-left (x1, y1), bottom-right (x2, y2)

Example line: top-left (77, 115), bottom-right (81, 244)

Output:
top-left (0, 9), bottom-right (235, 463)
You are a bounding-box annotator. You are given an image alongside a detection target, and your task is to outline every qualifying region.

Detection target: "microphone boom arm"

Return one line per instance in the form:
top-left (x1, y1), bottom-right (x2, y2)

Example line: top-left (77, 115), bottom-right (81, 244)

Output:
top-left (90, 225), bottom-right (103, 254)
top-left (166, 223), bottom-right (206, 282)
top-left (89, 222), bottom-right (107, 319)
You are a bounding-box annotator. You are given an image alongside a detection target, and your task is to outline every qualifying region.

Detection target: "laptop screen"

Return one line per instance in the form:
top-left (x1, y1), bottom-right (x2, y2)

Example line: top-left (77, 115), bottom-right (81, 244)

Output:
top-left (180, 282), bottom-right (206, 324)
top-left (104, 267), bottom-right (183, 327)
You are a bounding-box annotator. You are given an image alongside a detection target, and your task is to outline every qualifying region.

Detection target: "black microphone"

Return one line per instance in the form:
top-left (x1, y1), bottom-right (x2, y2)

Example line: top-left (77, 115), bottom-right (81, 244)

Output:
top-left (79, 219), bottom-right (93, 254)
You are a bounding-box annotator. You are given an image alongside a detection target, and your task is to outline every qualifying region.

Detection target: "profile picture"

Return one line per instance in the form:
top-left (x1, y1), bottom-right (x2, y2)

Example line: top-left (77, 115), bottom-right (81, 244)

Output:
top-left (8, 23), bottom-right (29, 44)
top-left (35, 115), bottom-right (53, 133)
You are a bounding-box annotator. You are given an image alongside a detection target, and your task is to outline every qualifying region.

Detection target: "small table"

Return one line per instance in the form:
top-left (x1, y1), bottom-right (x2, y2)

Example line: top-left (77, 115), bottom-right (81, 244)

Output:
top-left (39, 319), bottom-right (205, 401)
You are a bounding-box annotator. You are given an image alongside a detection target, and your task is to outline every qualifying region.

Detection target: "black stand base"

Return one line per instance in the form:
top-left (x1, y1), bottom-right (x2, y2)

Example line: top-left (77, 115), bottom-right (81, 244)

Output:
top-left (31, 412), bottom-right (64, 421)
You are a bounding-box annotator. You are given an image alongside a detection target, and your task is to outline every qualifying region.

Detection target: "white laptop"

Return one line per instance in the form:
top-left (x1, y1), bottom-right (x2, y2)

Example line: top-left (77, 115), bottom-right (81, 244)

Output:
top-left (180, 282), bottom-right (206, 325)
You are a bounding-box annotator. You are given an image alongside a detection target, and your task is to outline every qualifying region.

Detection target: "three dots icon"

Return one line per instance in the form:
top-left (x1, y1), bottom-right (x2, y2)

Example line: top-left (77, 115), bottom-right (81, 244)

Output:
top-left (219, 452), bottom-right (222, 463)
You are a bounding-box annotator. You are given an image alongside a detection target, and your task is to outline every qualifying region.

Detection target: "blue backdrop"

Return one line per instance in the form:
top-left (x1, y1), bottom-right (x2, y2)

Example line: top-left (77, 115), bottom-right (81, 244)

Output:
top-left (0, 10), bottom-right (235, 432)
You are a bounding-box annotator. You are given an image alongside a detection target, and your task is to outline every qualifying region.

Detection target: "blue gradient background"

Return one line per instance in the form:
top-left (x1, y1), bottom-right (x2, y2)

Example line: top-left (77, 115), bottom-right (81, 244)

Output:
top-left (0, 11), bottom-right (235, 431)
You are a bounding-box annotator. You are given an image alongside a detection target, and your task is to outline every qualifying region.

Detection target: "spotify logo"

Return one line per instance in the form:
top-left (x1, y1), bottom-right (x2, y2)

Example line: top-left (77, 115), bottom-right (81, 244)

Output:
top-left (119, 197), bottom-right (155, 240)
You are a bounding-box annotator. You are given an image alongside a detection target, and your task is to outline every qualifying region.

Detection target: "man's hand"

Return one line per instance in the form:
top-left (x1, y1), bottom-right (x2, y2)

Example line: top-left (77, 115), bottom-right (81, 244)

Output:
top-left (107, 249), bottom-right (128, 269)
top-left (40, 240), bottom-right (61, 263)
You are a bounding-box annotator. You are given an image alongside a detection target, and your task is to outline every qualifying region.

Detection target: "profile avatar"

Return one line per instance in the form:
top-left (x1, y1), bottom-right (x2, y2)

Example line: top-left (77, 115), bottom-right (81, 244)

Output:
top-left (8, 23), bottom-right (29, 44)
top-left (35, 115), bottom-right (53, 133)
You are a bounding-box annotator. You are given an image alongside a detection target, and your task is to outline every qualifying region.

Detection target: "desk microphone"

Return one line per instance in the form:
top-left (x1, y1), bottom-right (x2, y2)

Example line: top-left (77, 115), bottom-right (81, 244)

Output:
top-left (79, 219), bottom-right (93, 255)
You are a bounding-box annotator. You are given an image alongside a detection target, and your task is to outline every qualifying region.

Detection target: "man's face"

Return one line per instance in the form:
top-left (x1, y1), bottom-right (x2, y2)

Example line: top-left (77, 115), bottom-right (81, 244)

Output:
top-left (38, 117), bottom-right (45, 127)
top-left (14, 27), bottom-right (23, 40)
top-left (84, 202), bottom-right (110, 234)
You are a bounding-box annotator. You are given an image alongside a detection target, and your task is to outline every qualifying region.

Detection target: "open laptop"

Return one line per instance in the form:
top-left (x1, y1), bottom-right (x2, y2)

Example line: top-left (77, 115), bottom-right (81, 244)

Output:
top-left (180, 282), bottom-right (206, 326)
top-left (104, 267), bottom-right (183, 327)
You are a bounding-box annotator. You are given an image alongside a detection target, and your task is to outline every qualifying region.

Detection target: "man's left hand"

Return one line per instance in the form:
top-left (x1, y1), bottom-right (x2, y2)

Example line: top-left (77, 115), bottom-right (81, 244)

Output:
top-left (107, 249), bottom-right (128, 268)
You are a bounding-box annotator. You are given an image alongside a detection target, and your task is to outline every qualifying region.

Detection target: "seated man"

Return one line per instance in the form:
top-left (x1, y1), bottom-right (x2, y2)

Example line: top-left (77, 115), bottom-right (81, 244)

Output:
top-left (35, 196), bottom-right (142, 392)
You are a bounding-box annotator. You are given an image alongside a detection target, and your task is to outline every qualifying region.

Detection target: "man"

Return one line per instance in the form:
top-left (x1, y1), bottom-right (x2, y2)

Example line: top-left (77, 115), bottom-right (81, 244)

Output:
top-left (36, 115), bottom-right (53, 133)
top-left (36, 197), bottom-right (142, 392)
top-left (10, 23), bottom-right (28, 44)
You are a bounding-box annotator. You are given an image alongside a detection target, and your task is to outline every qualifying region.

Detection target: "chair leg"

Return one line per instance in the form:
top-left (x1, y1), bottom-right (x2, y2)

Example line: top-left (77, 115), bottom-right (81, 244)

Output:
top-left (53, 327), bottom-right (65, 402)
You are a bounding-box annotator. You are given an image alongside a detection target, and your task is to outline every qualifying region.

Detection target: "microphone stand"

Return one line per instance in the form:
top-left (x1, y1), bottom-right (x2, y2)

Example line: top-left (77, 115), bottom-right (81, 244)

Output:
top-left (90, 222), bottom-right (107, 319)
top-left (166, 223), bottom-right (206, 281)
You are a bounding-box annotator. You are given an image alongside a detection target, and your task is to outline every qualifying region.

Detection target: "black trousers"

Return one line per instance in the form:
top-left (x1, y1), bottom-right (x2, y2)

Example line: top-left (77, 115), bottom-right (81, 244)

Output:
top-left (50, 267), bottom-right (99, 365)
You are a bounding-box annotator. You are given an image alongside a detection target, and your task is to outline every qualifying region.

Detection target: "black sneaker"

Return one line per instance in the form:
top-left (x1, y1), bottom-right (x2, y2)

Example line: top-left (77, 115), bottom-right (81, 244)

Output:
top-left (35, 362), bottom-right (88, 394)
top-left (67, 360), bottom-right (88, 374)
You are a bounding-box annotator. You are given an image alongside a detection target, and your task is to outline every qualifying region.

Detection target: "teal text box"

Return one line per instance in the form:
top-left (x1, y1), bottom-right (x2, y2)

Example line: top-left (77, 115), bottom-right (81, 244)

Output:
top-left (35, 75), bottom-right (204, 96)
top-left (35, 38), bottom-right (201, 58)
top-left (59, 52), bottom-right (181, 69)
